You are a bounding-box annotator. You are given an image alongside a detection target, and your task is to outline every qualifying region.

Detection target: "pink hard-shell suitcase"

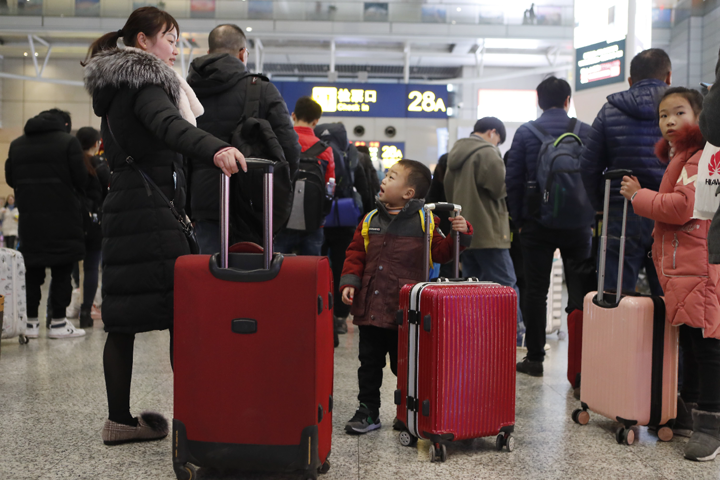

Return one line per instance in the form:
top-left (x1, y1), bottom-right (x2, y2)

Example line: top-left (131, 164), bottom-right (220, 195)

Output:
top-left (395, 203), bottom-right (517, 463)
top-left (572, 169), bottom-right (679, 445)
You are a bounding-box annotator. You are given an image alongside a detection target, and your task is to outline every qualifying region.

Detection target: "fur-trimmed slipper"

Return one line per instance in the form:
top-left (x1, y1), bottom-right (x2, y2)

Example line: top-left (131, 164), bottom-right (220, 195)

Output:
top-left (102, 412), bottom-right (169, 446)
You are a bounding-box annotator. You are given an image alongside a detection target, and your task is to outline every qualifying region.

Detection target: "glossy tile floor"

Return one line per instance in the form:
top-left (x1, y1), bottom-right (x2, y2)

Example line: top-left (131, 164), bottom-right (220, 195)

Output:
top-left (2, 289), bottom-right (720, 479)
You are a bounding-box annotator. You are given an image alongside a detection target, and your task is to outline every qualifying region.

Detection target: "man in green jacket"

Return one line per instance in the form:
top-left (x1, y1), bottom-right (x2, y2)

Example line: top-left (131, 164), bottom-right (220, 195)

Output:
top-left (444, 117), bottom-right (523, 342)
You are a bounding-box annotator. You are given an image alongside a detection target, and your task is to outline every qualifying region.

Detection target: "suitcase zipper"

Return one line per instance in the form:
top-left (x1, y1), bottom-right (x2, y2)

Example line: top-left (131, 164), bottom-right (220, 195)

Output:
top-left (672, 233), bottom-right (678, 269)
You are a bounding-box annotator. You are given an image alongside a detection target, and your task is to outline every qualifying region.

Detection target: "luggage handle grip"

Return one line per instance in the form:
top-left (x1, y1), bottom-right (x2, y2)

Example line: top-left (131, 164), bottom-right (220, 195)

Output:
top-left (425, 202), bottom-right (461, 213)
top-left (597, 169), bottom-right (633, 304)
top-left (244, 157), bottom-right (275, 173)
top-left (603, 169), bottom-right (633, 181)
top-left (423, 203), bottom-right (462, 280)
top-left (220, 158), bottom-right (274, 270)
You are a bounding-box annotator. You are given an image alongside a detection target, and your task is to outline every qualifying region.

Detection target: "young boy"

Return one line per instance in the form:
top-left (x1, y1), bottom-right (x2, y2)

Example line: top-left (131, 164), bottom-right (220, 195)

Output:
top-left (339, 159), bottom-right (473, 434)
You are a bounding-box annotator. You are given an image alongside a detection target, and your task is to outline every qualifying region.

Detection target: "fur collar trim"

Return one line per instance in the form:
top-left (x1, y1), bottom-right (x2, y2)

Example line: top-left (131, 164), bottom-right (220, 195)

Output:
top-left (83, 47), bottom-right (180, 106)
top-left (175, 70), bottom-right (204, 126)
top-left (655, 124), bottom-right (705, 163)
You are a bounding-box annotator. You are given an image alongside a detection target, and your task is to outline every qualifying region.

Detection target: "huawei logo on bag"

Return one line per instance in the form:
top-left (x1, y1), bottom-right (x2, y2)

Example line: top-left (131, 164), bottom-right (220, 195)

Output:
top-left (709, 152), bottom-right (720, 176)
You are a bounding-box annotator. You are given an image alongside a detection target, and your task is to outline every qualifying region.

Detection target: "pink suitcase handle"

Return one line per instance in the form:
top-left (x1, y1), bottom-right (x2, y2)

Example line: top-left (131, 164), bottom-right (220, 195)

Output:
top-left (597, 168), bottom-right (633, 305)
top-left (220, 158), bottom-right (275, 270)
top-left (423, 202), bottom-right (462, 280)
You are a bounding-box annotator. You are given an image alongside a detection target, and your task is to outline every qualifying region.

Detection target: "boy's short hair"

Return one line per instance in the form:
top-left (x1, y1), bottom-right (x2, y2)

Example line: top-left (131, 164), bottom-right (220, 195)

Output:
top-left (473, 117), bottom-right (506, 144)
top-left (396, 159), bottom-right (431, 199)
top-left (660, 87), bottom-right (704, 117)
top-left (536, 76), bottom-right (571, 111)
top-left (294, 96), bottom-right (323, 123)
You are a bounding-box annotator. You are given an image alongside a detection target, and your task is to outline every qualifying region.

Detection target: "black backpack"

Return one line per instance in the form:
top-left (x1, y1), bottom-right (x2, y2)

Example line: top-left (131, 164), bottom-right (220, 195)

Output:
top-left (314, 123), bottom-right (359, 199)
top-left (229, 74), bottom-right (293, 241)
top-left (525, 119), bottom-right (594, 230)
top-left (285, 141), bottom-right (333, 231)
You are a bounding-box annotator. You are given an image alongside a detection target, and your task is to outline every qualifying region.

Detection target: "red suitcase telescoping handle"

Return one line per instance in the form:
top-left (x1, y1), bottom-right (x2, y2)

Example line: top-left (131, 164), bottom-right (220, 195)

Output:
top-left (219, 158), bottom-right (275, 270)
top-left (423, 202), bottom-right (462, 281)
top-left (597, 168), bottom-right (633, 306)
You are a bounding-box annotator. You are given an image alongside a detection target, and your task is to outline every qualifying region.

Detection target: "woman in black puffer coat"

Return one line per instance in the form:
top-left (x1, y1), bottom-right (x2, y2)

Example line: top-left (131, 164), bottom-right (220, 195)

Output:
top-left (83, 6), bottom-right (245, 445)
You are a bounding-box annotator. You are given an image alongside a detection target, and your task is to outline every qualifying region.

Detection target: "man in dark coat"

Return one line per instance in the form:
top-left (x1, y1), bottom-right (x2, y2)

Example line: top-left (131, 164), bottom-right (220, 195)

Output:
top-left (580, 49), bottom-right (671, 296)
top-left (505, 77), bottom-right (593, 376)
top-left (5, 109), bottom-right (87, 339)
top-left (187, 23), bottom-right (300, 253)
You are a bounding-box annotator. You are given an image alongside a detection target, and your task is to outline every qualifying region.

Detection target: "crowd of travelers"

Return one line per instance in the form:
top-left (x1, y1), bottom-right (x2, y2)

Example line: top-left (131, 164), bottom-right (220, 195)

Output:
top-left (5, 4), bottom-right (720, 463)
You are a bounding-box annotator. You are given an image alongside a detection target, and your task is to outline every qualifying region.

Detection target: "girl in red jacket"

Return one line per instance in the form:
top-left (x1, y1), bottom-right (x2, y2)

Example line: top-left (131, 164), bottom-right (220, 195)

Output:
top-left (621, 87), bottom-right (720, 462)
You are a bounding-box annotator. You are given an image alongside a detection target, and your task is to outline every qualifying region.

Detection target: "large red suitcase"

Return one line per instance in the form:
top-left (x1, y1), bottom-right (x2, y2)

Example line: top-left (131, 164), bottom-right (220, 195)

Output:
top-left (395, 202), bottom-right (517, 463)
top-left (172, 160), bottom-right (334, 480)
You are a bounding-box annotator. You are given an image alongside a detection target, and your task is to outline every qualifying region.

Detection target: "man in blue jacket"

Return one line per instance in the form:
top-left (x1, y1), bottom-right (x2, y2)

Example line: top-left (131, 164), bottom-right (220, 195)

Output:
top-left (580, 49), bottom-right (671, 297)
top-left (506, 76), bottom-right (593, 376)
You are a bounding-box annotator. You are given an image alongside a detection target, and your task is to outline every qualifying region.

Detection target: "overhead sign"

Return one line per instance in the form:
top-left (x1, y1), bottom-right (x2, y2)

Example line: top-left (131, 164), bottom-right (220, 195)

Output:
top-left (276, 82), bottom-right (447, 119)
top-left (351, 141), bottom-right (406, 170)
top-left (575, 39), bottom-right (626, 91)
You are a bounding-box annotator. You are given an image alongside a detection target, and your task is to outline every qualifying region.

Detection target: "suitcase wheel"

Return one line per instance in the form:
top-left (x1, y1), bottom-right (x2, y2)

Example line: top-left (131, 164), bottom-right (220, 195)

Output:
top-left (429, 443), bottom-right (447, 463)
top-left (173, 463), bottom-right (196, 480)
top-left (496, 433), bottom-right (515, 452)
top-left (616, 426), bottom-right (637, 446)
top-left (658, 426), bottom-right (674, 442)
top-left (319, 460), bottom-right (331, 475)
top-left (571, 409), bottom-right (590, 425)
top-left (399, 430), bottom-right (417, 447)
top-left (19, 335), bottom-right (28, 345)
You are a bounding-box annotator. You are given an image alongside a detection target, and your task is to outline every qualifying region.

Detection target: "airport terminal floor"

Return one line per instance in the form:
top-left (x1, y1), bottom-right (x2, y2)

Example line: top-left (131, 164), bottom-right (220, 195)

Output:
top-left (0, 283), bottom-right (719, 480)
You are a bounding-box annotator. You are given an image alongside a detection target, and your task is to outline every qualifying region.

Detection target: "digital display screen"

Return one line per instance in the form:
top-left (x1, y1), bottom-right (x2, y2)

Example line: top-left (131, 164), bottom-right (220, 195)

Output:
top-left (275, 82), bottom-right (448, 119)
top-left (351, 141), bottom-right (405, 170)
top-left (575, 39), bottom-right (626, 91)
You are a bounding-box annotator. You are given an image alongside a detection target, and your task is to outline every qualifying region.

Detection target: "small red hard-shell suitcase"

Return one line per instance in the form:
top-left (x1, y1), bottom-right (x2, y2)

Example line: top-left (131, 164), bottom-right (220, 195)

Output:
top-left (173, 160), bottom-right (334, 480)
top-left (395, 202), bottom-right (517, 463)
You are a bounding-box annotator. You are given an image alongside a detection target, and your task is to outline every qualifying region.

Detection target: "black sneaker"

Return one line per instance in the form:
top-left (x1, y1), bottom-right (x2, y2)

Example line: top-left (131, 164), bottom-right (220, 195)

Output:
top-left (335, 316), bottom-right (348, 335)
top-left (345, 404), bottom-right (381, 435)
top-left (516, 357), bottom-right (543, 377)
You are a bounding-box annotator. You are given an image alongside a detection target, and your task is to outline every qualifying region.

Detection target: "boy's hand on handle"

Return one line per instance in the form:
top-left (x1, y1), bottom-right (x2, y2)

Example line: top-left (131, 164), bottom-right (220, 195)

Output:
top-left (342, 286), bottom-right (355, 305)
top-left (450, 215), bottom-right (469, 233)
top-left (620, 175), bottom-right (641, 201)
top-left (214, 147), bottom-right (247, 177)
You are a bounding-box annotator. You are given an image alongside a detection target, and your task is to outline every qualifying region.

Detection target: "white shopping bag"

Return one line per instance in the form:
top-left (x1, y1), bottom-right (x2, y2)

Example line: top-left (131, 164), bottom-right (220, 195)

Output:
top-left (693, 142), bottom-right (720, 220)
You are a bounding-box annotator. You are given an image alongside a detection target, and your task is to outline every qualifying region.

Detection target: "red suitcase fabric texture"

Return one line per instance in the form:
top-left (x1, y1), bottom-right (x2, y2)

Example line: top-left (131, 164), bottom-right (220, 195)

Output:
top-left (567, 309), bottom-right (583, 389)
top-left (397, 282), bottom-right (516, 442)
top-left (173, 253), bottom-right (334, 474)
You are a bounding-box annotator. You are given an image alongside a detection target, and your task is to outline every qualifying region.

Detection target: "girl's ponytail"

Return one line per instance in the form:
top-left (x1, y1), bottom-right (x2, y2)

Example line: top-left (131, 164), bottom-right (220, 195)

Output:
top-left (81, 30), bottom-right (123, 66)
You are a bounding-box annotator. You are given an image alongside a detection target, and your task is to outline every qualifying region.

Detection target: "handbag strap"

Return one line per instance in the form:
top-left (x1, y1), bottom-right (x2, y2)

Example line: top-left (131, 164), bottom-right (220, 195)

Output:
top-left (105, 117), bottom-right (192, 234)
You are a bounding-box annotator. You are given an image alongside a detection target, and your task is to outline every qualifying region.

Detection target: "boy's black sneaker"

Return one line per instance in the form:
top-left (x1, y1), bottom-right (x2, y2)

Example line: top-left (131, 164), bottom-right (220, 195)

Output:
top-left (345, 404), bottom-right (381, 435)
top-left (516, 357), bottom-right (543, 377)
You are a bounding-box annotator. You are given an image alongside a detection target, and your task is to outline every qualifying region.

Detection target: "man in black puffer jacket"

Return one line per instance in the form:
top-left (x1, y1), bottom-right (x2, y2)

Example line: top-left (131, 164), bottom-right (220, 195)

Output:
top-left (580, 49), bottom-right (671, 297)
top-left (187, 24), bottom-right (300, 253)
top-left (5, 109), bottom-right (87, 339)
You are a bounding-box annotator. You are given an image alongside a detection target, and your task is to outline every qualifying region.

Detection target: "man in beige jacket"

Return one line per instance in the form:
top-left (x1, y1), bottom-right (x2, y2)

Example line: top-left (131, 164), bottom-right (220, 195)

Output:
top-left (444, 117), bottom-right (523, 341)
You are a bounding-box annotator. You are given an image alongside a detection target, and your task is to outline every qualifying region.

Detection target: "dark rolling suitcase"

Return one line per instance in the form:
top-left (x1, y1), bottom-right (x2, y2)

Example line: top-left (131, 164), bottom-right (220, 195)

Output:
top-left (173, 159), bottom-right (334, 480)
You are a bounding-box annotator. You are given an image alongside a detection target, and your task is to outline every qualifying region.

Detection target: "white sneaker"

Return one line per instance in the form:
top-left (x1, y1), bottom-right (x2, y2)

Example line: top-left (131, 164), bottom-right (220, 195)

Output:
top-left (47, 318), bottom-right (86, 339)
top-left (25, 318), bottom-right (40, 339)
top-left (66, 288), bottom-right (81, 319)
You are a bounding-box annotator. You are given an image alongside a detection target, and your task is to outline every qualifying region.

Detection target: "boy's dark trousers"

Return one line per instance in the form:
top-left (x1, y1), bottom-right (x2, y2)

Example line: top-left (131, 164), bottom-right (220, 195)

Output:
top-left (357, 325), bottom-right (398, 418)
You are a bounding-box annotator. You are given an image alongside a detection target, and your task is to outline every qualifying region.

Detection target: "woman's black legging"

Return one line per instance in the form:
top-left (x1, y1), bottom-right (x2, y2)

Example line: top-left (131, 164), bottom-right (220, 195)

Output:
top-left (679, 324), bottom-right (720, 412)
top-left (103, 328), bottom-right (173, 426)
